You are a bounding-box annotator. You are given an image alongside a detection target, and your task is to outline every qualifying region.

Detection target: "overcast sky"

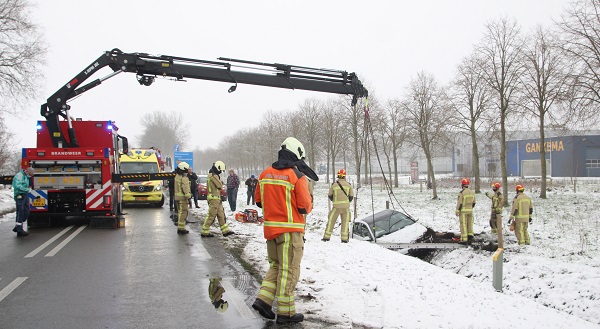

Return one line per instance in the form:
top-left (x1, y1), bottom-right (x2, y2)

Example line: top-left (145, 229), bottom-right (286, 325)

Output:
top-left (8, 0), bottom-right (570, 153)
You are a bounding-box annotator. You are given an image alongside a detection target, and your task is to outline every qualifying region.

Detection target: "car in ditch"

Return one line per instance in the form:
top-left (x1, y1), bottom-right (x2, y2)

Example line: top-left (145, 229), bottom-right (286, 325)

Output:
top-left (352, 209), bottom-right (427, 243)
top-left (196, 174), bottom-right (227, 201)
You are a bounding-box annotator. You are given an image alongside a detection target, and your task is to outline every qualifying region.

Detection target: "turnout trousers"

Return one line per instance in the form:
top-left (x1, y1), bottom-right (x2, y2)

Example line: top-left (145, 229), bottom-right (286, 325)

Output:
top-left (459, 212), bottom-right (474, 242)
top-left (202, 199), bottom-right (231, 235)
top-left (323, 207), bottom-right (350, 241)
top-left (514, 220), bottom-right (530, 245)
top-left (489, 212), bottom-right (502, 234)
top-left (177, 200), bottom-right (189, 230)
top-left (256, 232), bottom-right (304, 317)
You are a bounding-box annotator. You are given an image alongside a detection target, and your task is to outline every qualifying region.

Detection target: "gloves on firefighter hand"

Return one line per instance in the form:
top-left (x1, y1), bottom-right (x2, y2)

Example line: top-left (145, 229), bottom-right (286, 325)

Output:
top-left (529, 217), bottom-right (532, 223)
top-left (485, 192), bottom-right (490, 197)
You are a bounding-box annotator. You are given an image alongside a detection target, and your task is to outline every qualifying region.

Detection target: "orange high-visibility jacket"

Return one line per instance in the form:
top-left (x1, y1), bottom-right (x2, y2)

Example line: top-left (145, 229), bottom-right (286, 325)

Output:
top-left (255, 166), bottom-right (313, 240)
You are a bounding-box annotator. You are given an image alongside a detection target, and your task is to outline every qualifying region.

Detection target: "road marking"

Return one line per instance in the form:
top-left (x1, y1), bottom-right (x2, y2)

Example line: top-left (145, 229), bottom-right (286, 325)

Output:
top-left (24, 226), bottom-right (74, 258)
top-left (0, 277), bottom-right (27, 303)
top-left (222, 279), bottom-right (256, 319)
top-left (45, 225), bottom-right (86, 257)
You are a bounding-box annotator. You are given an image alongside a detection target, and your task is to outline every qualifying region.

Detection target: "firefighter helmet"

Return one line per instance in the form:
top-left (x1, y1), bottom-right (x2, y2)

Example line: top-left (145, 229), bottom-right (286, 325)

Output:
top-left (516, 184), bottom-right (525, 192)
top-left (492, 182), bottom-right (501, 189)
top-left (281, 137), bottom-right (305, 160)
top-left (214, 161), bottom-right (226, 172)
top-left (337, 169), bottom-right (347, 178)
top-left (177, 162), bottom-right (190, 171)
top-left (214, 300), bottom-right (229, 313)
top-left (461, 178), bottom-right (470, 186)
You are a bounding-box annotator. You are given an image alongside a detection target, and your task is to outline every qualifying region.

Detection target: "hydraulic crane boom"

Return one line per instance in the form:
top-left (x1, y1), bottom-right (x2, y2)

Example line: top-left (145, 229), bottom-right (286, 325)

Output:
top-left (41, 48), bottom-right (369, 148)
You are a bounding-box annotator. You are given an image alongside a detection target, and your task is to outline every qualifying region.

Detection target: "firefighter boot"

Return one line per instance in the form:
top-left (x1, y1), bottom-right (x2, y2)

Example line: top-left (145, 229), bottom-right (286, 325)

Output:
top-left (276, 313), bottom-right (304, 324)
top-left (177, 229), bottom-right (189, 235)
top-left (14, 224), bottom-right (29, 237)
top-left (252, 299), bottom-right (275, 320)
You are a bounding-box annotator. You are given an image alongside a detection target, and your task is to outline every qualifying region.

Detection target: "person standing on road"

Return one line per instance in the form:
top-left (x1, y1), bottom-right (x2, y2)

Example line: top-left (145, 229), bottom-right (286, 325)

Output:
top-left (174, 162), bottom-right (191, 235)
top-left (485, 182), bottom-right (504, 235)
top-left (252, 137), bottom-right (316, 324)
top-left (168, 169), bottom-right (178, 212)
top-left (322, 169), bottom-right (354, 243)
top-left (455, 178), bottom-right (476, 245)
top-left (509, 184), bottom-right (533, 245)
top-left (188, 167), bottom-right (199, 208)
top-left (245, 174), bottom-right (258, 205)
top-left (226, 169), bottom-right (240, 212)
top-left (12, 167), bottom-right (35, 237)
top-left (201, 161), bottom-right (234, 237)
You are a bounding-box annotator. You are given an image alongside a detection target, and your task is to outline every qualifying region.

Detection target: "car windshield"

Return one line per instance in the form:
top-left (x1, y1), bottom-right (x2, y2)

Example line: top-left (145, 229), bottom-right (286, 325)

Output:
top-left (198, 176), bottom-right (207, 185)
top-left (120, 162), bottom-right (159, 174)
top-left (359, 209), bottom-right (415, 235)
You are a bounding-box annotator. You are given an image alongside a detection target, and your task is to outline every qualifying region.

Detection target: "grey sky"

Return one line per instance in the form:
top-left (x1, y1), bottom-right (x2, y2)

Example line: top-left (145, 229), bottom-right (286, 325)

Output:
top-left (9, 0), bottom-right (569, 151)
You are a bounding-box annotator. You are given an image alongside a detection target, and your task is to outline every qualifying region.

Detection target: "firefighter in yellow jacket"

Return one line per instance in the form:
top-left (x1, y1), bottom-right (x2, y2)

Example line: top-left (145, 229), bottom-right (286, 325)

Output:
top-left (201, 161), bottom-right (234, 237)
top-left (509, 184), bottom-right (533, 245)
top-left (455, 178), bottom-right (476, 244)
top-left (251, 137), bottom-right (315, 324)
top-left (174, 162), bottom-right (191, 235)
top-left (322, 168), bottom-right (354, 243)
top-left (485, 182), bottom-right (504, 234)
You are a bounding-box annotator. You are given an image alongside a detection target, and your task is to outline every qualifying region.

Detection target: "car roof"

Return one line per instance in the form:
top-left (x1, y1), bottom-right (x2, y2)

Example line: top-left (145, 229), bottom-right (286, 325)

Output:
top-left (357, 209), bottom-right (415, 226)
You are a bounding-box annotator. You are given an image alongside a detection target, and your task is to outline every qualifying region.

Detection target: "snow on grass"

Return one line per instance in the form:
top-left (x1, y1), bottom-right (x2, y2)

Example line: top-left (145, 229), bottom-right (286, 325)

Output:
top-left (190, 175), bottom-right (600, 328)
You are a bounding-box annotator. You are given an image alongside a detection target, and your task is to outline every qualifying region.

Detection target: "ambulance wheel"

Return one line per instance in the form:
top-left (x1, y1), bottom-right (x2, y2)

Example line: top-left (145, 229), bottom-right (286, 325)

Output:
top-left (156, 196), bottom-right (165, 208)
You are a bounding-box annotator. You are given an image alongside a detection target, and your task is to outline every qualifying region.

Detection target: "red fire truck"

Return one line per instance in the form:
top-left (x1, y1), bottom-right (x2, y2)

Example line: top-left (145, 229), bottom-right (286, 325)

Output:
top-left (1, 48), bottom-right (367, 229)
top-left (23, 120), bottom-right (128, 227)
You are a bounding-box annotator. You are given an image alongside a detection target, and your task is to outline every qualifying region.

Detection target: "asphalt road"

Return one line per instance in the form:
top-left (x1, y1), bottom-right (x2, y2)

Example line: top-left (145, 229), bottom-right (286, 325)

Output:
top-left (0, 205), bottom-right (269, 329)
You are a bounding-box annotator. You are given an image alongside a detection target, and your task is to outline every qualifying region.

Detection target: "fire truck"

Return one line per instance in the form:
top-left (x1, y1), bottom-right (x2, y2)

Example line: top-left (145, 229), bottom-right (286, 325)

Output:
top-left (1, 48), bottom-right (368, 228)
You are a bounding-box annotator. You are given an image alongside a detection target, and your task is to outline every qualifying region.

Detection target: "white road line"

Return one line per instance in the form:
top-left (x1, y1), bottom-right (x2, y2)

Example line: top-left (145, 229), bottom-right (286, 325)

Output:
top-left (44, 225), bottom-right (86, 257)
top-left (24, 226), bottom-right (74, 258)
top-left (222, 279), bottom-right (256, 319)
top-left (0, 277), bottom-right (27, 303)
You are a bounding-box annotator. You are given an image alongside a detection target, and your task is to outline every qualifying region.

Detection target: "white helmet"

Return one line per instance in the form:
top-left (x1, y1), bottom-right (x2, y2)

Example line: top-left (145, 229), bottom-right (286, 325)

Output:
top-left (214, 161), bottom-right (226, 172)
top-left (281, 137), bottom-right (305, 160)
top-left (177, 162), bottom-right (190, 171)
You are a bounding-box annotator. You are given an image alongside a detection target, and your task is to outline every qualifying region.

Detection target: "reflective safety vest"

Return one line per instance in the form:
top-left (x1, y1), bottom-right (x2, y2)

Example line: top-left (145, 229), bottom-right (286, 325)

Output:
top-left (174, 174), bottom-right (191, 201)
top-left (511, 193), bottom-right (533, 221)
top-left (207, 173), bottom-right (223, 201)
top-left (329, 178), bottom-right (353, 209)
top-left (256, 166), bottom-right (313, 240)
top-left (456, 187), bottom-right (475, 213)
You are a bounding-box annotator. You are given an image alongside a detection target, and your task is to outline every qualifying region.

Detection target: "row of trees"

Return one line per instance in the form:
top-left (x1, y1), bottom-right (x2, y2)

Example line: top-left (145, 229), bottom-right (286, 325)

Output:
top-left (173, 0), bottom-right (600, 205)
top-left (0, 0), bottom-right (45, 174)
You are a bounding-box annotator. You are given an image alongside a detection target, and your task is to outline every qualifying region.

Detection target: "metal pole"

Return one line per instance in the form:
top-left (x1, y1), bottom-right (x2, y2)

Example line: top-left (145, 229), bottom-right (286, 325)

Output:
top-left (492, 248), bottom-right (504, 292)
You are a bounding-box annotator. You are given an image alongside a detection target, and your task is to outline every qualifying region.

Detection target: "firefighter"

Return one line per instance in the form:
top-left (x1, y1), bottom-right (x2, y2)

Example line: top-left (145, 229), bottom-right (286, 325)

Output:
top-left (201, 161), bottom-right (234, 237)
top-left (252, 137), bottom-right (315, 324)
top-left (322, 168), bottom-right (354, 243)
top-left (11, 167), bottom-right (35, 237)
top-left (484, 182), bottom-right (504, 234)
top-left (509, 184), bottom-right (533, 245)
top-left (455, 178), bottom-right (476, 245)
top-left (208, 278), bottom-right (229, 313)
top-left (174, 162), bottom-right (191, 235)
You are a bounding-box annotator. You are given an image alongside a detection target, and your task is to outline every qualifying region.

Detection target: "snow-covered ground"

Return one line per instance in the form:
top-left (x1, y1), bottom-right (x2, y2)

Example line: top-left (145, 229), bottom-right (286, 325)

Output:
top-left (2, 177), bottom-right (599, 328)
top-left (189, 175), bottom-right (600, 328)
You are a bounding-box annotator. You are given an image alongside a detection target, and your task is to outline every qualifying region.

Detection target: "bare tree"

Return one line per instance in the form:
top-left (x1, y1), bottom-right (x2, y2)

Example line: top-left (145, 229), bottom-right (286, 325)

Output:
top-left (478, 17), bottom-right (524, 206)
top-left (340, 95), bottom-right (368, 188)
top-left (296, 99), bottom-right (322, 170)
top-left (450, 52), bottom-right (494, 193)
top-left (0, 116), bottom-right (16, 173)
top-left (321, 100), bottom-right (347, 183)
top-left (520, 26), bottom-right (572, 198)
top-left (137, 111), bottom-right (190, 155)
top-left (0, 0), bottom-right (46, 114)
top-left (384, 100), bottom-right (410, 187)
top-left (403, 71), bottom-right (450, 200)
top-left (557, 0), bottom-right (600, 109)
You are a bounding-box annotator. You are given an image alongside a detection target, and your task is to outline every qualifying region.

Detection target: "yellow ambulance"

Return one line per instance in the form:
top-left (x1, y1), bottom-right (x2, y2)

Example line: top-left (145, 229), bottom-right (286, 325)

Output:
top-left (119, 148), bottom-right (165, 207)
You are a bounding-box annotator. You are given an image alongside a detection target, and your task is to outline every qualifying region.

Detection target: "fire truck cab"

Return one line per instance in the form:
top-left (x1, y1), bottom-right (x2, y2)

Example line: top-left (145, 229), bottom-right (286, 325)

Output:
top-left (23, 120), bottom-right (127, 227)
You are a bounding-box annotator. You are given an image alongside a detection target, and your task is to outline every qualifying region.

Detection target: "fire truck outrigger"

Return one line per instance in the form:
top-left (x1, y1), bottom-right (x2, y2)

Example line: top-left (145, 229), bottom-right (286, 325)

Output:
top-left (2, 48), bottom-right (368, 228)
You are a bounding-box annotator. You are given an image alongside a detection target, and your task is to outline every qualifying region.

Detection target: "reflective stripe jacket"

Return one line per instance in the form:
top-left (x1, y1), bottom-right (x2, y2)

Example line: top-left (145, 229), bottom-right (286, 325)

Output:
top-left (174, 174), bottom-right (191, 201)
top-left (255, 166), bottom-right (313, 240)
top-left (12, 170), bottom-right (30, 198)
top-left (485, 191), bottom-right (504, 214)
top-left (329, 178), bottom-right (353, 209)
top-left (207, 173), bottom-right (223, 201)
top-left (510, 192), bottom-right (533, 222)
top-left (456, 187), bottom-right (475, 213)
